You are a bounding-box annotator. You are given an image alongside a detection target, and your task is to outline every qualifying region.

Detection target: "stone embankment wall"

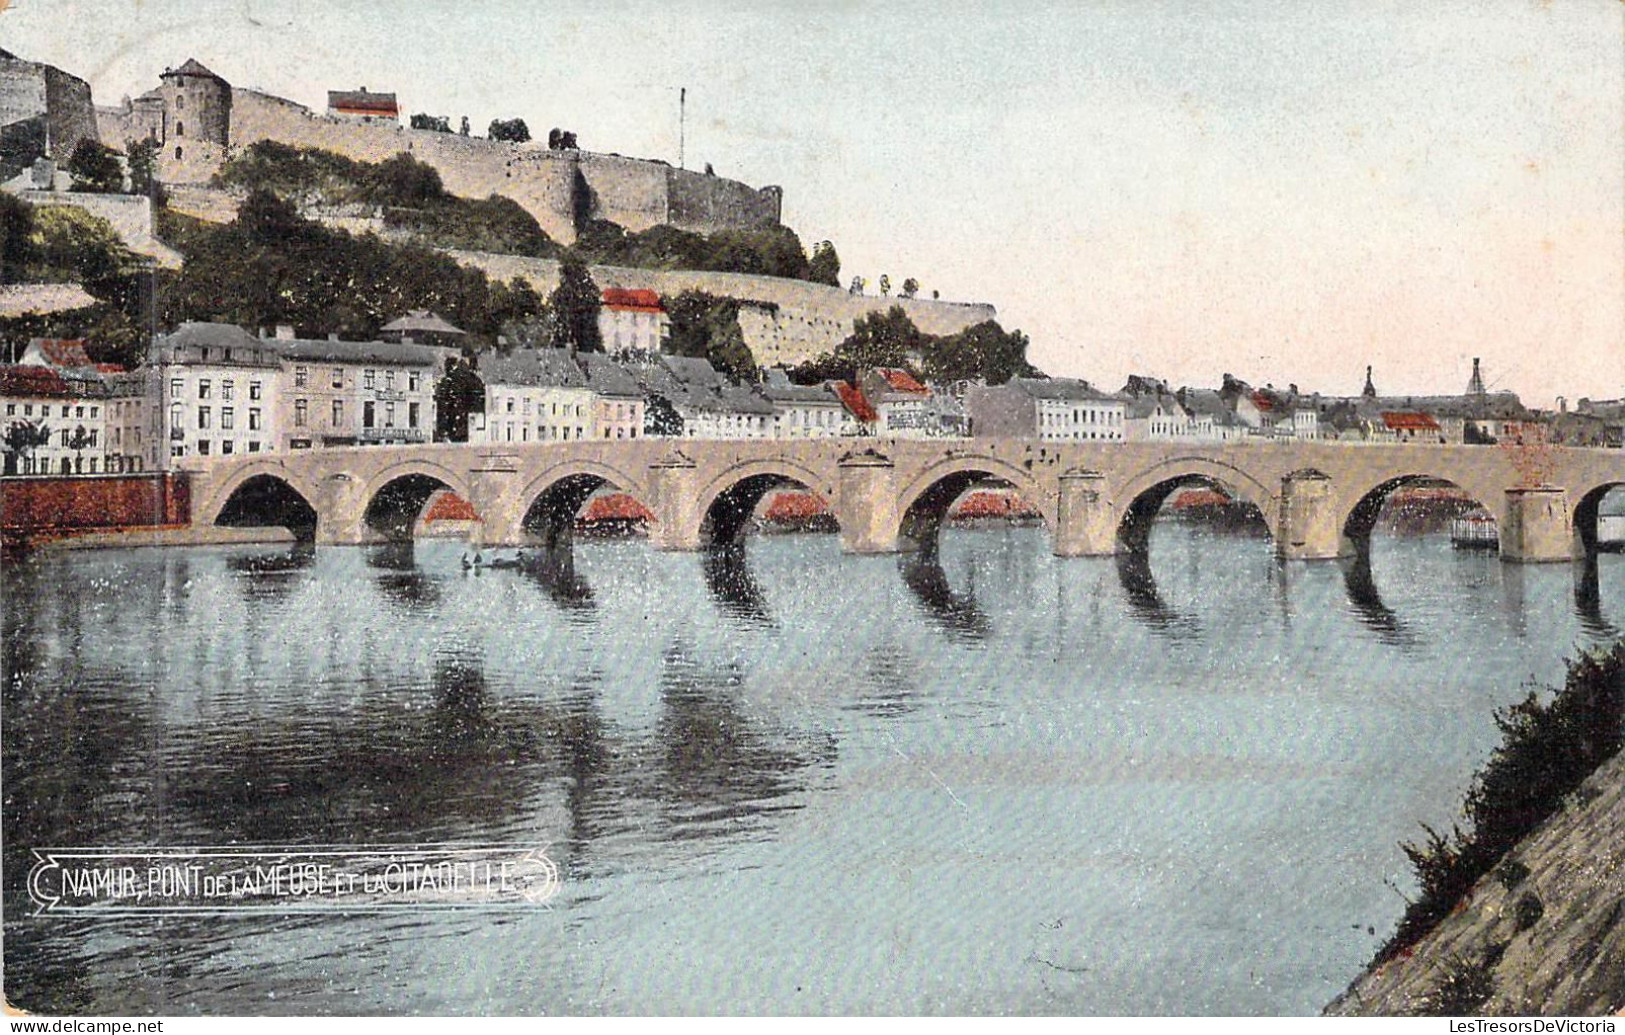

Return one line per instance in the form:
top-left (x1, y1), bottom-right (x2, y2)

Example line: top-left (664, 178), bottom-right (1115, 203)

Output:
top-left (12, 189), bottom-right (182, 267)
top-left (98, 85), bottom-right (781, 244)
top-left (1, 473), bottom-right (190, 545)
top-left (1326, 750), bottom-right (1625, 1016)
top-left (452, 249), bottom-right (1000, 368)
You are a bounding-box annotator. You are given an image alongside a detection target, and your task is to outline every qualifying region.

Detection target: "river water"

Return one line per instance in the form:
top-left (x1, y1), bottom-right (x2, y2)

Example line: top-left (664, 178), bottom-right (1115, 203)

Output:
top-left (3, 521), bottom-right (1621, 1015)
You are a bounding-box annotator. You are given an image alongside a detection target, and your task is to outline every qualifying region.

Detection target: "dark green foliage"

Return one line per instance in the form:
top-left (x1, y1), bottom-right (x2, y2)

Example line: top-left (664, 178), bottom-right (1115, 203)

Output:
top-left (0, 116), bottom-right (47, 182)
top-left (124, 138), bottom-right (160, 198)
top-left (1418, 955), bottom-right (1496, 1016)
top-left (547, 252), bottom-right (601, 354)
top-left (572, 221), bottom-right (822, 283)
top-left (488, 118), bottom-right (531, 143)
top-left (217, 141), bottom-right (371, 204)
top-left (808, 240), bottom-right (840, 287)
top-left (924, 320), bottom-right (1040, 384)
top-left (364, 153), bottom-right (446, 207)
top-left (384, 195), bottom-right (559, 258)
top-left (1, 193), bottom-right (38, 282)
top-left (66, 139), bottom-right (123, 193)
top-left (434, 360), bottom-right (485, 442)
top-left (789, 308), bottom-right (1040, 387)
top-left (643, 394), bottom-right (684, 437)
top-left (155, 192), bottom-right (542, 342)
top-left (665, 291), bottom-right (757, 383)
top-left (1377, 642), bottom-right (1625, 964)
top-left (410, 114), bottom-right (452, 133)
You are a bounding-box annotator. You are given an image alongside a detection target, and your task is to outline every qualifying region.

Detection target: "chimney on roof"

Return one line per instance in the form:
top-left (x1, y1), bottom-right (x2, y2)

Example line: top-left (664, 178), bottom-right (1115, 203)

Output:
top-left (275, 325), bottom-right (295, 340)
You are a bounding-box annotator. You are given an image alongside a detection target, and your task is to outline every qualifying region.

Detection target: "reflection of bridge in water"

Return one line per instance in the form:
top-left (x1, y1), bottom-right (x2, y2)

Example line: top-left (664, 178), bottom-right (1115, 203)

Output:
top-left (191, 439), bottom-right (1623, 563)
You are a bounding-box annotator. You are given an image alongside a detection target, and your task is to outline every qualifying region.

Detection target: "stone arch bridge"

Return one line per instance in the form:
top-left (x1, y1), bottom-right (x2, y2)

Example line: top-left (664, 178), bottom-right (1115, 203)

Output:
top-left (185, 439), bottom-right (1624, 562)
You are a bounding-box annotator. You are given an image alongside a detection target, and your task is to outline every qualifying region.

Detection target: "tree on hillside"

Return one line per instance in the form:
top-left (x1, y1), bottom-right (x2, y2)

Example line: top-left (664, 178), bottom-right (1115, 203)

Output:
top-left (124, 138), bottom-right (160, 198)
top-left (878, 274), bottom-right (892, 297)
top-left (788, 305), bottom-right (924, 385)
top-left (67, 140), bottom-right (122, 194)
top-left (410, 113), bottom-right (452, 133)
top-left (808, 240), bottom-right (840, 287)
top-left (489, 118), bottom-right (531, 143)
top-left (848, 275), bottom-right (866, 296)
top-left (923, 320), bottom-right (1039, 385)
top-left (665, 290), bottom-right (757, 383)
top-left (460, 116), bottom-right (471, 136)
top-left (901, 277), bottom-right (919, 299)
top-left (548, 252), bottom-right (602, 355)
top-left (366, 153), bottom-right (446, 206)
top-left (1, 193), bottom-right (38, 281)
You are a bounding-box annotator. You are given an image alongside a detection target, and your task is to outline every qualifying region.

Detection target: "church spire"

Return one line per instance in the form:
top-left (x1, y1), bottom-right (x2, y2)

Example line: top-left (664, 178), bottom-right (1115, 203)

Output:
top-left (1362, 365), bottom-right (1376, 399)
top-left (1466, 357), bottom-right (1486, 396)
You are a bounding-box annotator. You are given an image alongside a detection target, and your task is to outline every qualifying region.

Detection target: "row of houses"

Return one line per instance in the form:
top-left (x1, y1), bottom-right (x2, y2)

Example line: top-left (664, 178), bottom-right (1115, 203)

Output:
top-left (3, 315), bottom-right (1619, 478)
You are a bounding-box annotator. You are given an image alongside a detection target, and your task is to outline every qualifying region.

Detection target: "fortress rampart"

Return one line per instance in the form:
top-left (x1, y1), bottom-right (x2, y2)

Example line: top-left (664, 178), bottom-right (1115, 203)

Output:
top-left (97, 72), bottom-right (782, 244)
top-left (1, 50), bottom-right (99, 174)
top-left (450, 249), bottom-right (998, 368)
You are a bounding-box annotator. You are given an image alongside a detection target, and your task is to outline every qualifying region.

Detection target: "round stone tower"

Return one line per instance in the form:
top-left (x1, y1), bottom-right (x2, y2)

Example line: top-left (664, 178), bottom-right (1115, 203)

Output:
top-left (159, 59), bottom-right (231, 145)
top-left (156, 58), bottom-right (231, 182)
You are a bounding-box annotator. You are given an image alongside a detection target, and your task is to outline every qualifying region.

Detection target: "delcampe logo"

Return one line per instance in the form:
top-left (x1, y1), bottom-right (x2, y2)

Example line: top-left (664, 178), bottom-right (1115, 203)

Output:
top-left (27, 844), bottom-right (561, 916)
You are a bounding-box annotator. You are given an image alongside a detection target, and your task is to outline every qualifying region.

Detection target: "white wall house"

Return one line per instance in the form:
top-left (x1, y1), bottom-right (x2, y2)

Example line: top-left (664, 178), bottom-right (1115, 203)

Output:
top-left (149, 323), bottom-right (283, 467)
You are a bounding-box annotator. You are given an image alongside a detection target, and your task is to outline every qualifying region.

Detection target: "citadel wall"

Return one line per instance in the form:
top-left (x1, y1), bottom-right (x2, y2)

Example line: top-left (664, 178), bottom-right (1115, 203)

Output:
top-left (451, 249), bottom-right (998, 368)
top-left (1, 52), bottom-right (99, 163)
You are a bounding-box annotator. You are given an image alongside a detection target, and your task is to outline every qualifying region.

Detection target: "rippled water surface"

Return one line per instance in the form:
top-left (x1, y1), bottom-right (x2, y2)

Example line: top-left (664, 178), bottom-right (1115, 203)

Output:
top-left (3, 523), bottom-right (1621, 1014)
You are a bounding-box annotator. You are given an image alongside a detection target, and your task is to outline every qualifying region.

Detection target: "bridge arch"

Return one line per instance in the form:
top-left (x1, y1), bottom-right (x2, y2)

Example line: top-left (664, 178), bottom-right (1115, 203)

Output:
top-left (693, 457), bottom-right (839, 548)
top-left (1574, 480), bottom-right (1625, 555)
top-left (1112, 456), bottom-right (1278, 553)
top-left (512, 457), bottom-right (653, 551)
top-left (1339, 471), bottom-right (1504, 552)
top-left (210, 470), bottom-right (320, 541)
top-left (357, 459), bottom-right (475, 542)
top-left (893, 453), bottom-right (1051, 552)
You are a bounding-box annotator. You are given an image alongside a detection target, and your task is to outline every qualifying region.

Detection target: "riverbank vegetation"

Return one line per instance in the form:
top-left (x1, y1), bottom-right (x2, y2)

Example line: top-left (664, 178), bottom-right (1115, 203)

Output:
top-left (1378, 641), bottom-right (1625, 964)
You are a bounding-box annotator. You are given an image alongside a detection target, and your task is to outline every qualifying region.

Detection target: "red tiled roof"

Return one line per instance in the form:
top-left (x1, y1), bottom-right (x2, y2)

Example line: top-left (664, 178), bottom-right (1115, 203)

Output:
top-left (879, 368), bottom-right (927, 395)
top-left (951, 490), bottom-right (1039, 519)
top-left (601, 288), bottom-right (663, 313)
top-left (328, 90), bottom-right (398, 116)
top-left (763, 491), bottom-right (831, 521)
top-left (0, 365), bottom-right (74, 399)
top-left (422, 491), bottom-right (479, 523)
top-left (30, 338), bottom-right (93, 369)
top-left (834, 381), bottom-right (877, 423)
top-left (1169, 488), bottom-right (1233, 509)
top-left (581, 493), bottom-right (655, 523)
top-left (94, 363), bottom-right (125, 374)
top-left (1250, 390), bottom-right (1276, 412)
top-left (1381, 411), bottom-right (1441, 432)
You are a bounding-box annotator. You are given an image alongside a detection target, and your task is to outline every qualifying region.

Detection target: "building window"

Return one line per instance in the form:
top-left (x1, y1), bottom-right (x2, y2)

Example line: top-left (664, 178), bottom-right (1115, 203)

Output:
top-left (364, 369), bottom-right (376, 389)
top-left (248, 408), bottom-right (261, 430)
top-left (221, 407), bottom-right (234, 430)
top-left (89, 406), bottom-right (98, 419)
top-left (176, 121), bottom-right (184, 136)
top-left (385, 401), bottom-right (395, 427)
top-left (409, 372), bottom-right (420, 391)
top-left (221, 440), bottom-right (233, 455)
top-left (197, 440), bottom-right (210, 455)
top-left (199, 379), bottom-right (211, 400)
top-left (295, 366), bottom-right (308, 388)
top-left (222, 380), bottom-right (234, 401)
top-left (333, 368), bottom-right (345, 389)
top-left (198, 406), bottom-right (211, 429)
top-left (249, 381), bottom-right (262, 401)
top-left (408, 402), bottom-right (419, 428)
top-left (60, 404), bottom-right (68, 417)
top-left (294, 399), bottom-right (308, 427)
top-left (175, 146), bottom-right (182, 161)
top-left (385, 370), bottom-right (395, 390)
top-left (333, 400), bottom-right (344, 426)
top-left (74, 406), bottom-right (84, 418)
top-left (170, 404), bottom-right (183, 430)
top-left (248, 441), bottom-right (261, 453)
top-left (363, 401), bottom-right (374, 428)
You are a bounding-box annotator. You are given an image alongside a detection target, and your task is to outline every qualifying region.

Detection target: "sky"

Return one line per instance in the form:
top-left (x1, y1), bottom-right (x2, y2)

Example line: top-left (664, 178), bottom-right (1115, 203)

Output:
top-left (2, 0), bottom-right (1622, 405)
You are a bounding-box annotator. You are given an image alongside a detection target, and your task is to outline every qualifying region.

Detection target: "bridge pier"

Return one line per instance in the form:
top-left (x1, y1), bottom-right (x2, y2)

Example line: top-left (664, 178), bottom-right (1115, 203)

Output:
top-left (467, 461), bottom-right (524, 547)
top-left (838, 450), bottom-right (899, 554)
top-left (1053, 469), bottom-right (1117, 557)
top-left (313, 472), bottom-right (373, 546)
top-left (648, 451), bottom-right (704, 551)
top-left (1277, 470), bottom-right (1343, 560)
top-left (1500, 486), bottom-right (1574, 563)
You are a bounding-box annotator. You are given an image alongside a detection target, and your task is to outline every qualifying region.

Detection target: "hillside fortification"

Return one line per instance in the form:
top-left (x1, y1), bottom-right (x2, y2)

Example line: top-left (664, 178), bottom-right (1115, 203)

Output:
top-left (95, 59), bottom-right (782, 243)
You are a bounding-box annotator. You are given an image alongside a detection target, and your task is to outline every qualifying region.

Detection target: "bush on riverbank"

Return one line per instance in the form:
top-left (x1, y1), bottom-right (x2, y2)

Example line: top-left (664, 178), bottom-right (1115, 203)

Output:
top-left (1376, 641), bottom-right (1625, 964)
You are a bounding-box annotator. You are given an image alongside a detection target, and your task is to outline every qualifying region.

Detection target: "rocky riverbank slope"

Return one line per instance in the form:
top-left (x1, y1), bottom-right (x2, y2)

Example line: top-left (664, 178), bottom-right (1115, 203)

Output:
top-left (1327, 749), bottom-right (1625, 1016)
